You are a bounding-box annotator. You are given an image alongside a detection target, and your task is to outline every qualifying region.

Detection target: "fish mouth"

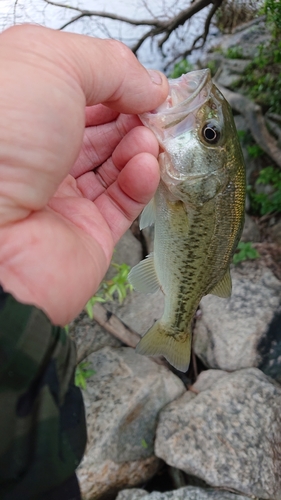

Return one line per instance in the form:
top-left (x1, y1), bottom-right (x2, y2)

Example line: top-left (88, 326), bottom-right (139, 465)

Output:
top-left (139, 69), bottom-right (212, 139)
top-left (157, 68), bottom-right (211, 112)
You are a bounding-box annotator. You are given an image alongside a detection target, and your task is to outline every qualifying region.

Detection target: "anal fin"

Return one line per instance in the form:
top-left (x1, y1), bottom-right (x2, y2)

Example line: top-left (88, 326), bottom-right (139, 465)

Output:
top-left (210, 268), bottom-right (232, 298)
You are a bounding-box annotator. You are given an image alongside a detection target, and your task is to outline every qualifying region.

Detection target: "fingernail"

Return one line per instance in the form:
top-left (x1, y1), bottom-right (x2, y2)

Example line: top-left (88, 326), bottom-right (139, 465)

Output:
top-left (148, 69), bottom-right (163, 85)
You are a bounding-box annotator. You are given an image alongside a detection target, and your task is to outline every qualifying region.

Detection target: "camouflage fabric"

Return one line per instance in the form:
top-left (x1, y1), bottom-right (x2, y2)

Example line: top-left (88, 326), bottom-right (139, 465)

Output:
top-left (0, 287), bottom-right (87, 499)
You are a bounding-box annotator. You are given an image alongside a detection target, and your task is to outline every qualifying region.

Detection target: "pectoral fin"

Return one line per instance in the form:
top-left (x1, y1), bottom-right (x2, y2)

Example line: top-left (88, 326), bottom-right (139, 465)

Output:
top-left (139, 198), bottom-right (155, 230)
top-left (210, 268), bottom-right (232, 298)
top-left (128, 253), bottom-right (160, 293)
top-left (136, 321), bottom-right (192, 372)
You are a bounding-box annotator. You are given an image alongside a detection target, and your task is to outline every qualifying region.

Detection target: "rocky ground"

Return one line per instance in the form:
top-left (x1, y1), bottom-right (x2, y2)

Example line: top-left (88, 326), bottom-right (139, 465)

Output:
top-left (69, 16), bottom-right (281, 500)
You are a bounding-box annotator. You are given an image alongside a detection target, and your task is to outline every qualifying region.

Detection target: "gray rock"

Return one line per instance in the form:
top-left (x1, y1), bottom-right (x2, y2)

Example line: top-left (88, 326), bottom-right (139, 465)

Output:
top-left (117, 489), bottom-right (148, 500)
top-left (69, 311), bottom-right (122, 363)
top-left (77, 346), bottom-right (185, 499)
top-left (116, 487), bottom-right (250, 500)
top-left (106, 229), bottom-right (143, 279)
top-left (270, 219), bottom-right (281, 246)
top-left (214, 18), bottom-right (270, 60)
top-left (215, 59), bottom-right (250, 89)
top-left (155, 368), bottom-right (281, 499)
top-left (193, 261), bottom-right (281, 373)
top-left (108, 289), bottom-right (164, 338)
top-left (240, 214), bottom-right (261, 243)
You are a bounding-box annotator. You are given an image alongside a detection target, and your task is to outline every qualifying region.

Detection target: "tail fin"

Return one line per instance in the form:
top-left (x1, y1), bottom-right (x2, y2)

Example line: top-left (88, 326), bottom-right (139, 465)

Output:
top-left (135, 321), bottom-right (191, 372)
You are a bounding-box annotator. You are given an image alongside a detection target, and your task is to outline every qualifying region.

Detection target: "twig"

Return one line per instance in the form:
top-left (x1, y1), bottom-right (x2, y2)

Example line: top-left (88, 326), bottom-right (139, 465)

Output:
top-left (13, 0), bottom-right (19, 24)
top-left (158, 0), bottom-right (218, 48)
top-left (92, 302), bottom-right (141, 348)
top-left (92, 303), bottom-right (170, 368)
top-left (189, 0), bottom-right (224, 51)
top-left (44, 0), bottom-right (162, 27)
top-left (163, 0), bottom-right (223, 72)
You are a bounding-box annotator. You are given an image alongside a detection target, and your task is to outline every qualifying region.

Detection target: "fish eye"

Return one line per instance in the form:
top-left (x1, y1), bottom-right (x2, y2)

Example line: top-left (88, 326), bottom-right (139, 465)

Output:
top-left (202, 122), bottom-right (221, 144)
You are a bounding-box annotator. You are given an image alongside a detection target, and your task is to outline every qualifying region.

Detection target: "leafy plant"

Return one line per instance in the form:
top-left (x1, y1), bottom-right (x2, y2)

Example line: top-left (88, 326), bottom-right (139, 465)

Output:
top-left (237, 129), bottom-right (247, 142)
top-left (233, 242), bottom-right (260, 265)
top-left (85, 294), bottom-right (106, 320)
top-left (85, 262), bottom-right (133, 319)
top-left (262, 0), bottom-right (281, 38)
top-left (237, 130), bottom-right (264, 159)
top-left (240, 41), bottom-right (281, 114)
top-left (237, 0), bottom-right (281, 114)
top-left (247, 144), bottom-right (264, 158)
top-left (75, 361), bottom-right (96, 390)
top-left (224, 46), bottom-right (244, 59)
top-left (169, 59), bottom-right (193, 78)
top-left (248, 166), bottom-right (281, 215)
top-left (206, 60), bottom-right (217, 77)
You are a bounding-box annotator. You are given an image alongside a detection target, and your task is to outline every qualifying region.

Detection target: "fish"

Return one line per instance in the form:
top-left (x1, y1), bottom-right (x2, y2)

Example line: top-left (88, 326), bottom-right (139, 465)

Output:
top-left (128, 69), bottom-right (246, 372)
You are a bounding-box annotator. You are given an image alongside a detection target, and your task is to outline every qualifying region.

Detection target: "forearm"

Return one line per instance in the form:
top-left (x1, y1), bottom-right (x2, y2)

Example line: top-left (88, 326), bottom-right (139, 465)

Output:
top-left (0, 287), bottom-right (86, 499)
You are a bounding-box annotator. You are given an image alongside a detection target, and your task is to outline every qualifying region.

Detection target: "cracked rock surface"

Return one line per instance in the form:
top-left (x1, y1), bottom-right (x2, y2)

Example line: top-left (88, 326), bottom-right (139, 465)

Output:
top-left (155, 368), bottom-right (281, 500)
top-left (116, 487), bottom-right (250, 500)
top-left (194, 261), bottom-right (281, 378)
top-left (77, 346), bottom-right (185, 499)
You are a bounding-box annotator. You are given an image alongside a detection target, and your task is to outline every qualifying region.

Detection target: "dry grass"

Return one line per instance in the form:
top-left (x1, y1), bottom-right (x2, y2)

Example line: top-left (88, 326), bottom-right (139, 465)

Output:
top-left (215, 0), bottom-right (262, 33)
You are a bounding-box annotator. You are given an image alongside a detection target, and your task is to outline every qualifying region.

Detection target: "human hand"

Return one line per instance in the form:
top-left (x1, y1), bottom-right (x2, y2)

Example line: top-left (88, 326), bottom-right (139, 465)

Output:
top-left (0, 24), bottom-right (168, 325)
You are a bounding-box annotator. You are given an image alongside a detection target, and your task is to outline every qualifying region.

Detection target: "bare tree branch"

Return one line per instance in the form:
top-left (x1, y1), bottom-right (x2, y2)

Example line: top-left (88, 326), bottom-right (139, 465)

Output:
top-left (163, 0), bottom-right (224, 71)
top-left (43, 0), bottom-right (222, 58)
top-left (157, 0), bottom-right (219, 48)
top-left (59, 13), bottom-right (86, 30)
top-left (44, 0), bottom-right (163, 27)
top-left (190, 0), bottom-right (224, 51)
top-left (13, 0), bottom-right (20, 24)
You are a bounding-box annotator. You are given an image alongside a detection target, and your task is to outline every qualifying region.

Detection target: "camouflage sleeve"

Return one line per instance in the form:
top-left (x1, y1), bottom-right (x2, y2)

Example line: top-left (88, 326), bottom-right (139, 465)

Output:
top-left (0, 287), bottom-right (87, 500)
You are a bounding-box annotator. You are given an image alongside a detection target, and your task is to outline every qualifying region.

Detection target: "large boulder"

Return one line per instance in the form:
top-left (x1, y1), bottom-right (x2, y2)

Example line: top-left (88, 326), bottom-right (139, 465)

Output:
top-left (155, 368), bottom-right (281, 500)
top-left (193, 261), bottom-right (281, 379)
top-left (77, 346), bottom-right (185, 499)
top-left (117, 487), bottom-right (250, 500)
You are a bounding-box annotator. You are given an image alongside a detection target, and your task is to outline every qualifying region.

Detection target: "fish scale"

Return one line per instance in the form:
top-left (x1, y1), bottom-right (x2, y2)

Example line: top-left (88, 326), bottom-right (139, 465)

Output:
top-left (128, 69), bottom-right (245, 372)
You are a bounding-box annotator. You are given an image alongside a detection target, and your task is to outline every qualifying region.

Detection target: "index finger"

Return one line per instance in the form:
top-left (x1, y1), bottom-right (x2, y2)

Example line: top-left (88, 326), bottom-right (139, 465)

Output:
top-left (2, 25), bottom-right (169, 114)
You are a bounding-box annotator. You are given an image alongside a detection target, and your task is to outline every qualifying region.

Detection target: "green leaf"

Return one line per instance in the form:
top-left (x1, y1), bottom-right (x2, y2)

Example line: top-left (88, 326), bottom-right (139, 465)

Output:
top-left (75, 361), bottom-right (96, 390)
top-left (84, 260), bottom-right (133, 319)
top-left (169, 59), bottom-right (193, 78)
top-left (233, 242), bottom-right (260, 265)
top-left (141, 438), bottom-right (148, 449)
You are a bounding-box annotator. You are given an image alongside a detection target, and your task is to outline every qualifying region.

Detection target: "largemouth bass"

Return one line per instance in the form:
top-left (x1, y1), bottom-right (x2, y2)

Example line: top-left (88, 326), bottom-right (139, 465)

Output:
top-left (128, 69), bottom-right (245, 372)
